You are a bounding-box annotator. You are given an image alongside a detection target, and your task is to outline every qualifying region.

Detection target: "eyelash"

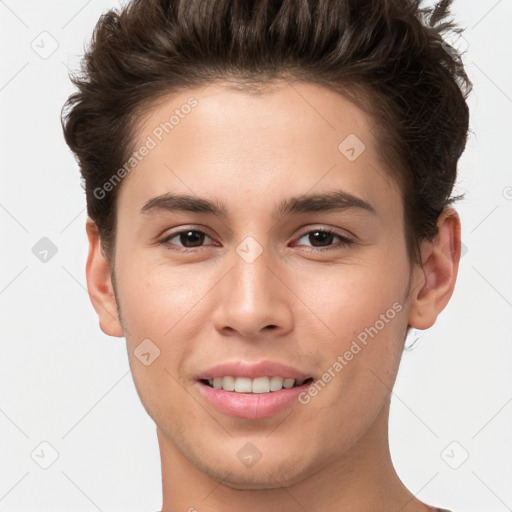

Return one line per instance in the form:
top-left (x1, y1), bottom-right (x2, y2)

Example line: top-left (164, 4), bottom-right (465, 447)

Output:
top-left (159, 227), bottom-right (353, 253)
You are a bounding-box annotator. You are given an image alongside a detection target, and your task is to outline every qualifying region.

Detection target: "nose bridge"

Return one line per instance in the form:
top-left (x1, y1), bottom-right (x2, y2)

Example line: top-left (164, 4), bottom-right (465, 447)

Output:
top-left (212, 234), bottom-right (292, 336)
top-left (231, 234), bottom-right (274, 307)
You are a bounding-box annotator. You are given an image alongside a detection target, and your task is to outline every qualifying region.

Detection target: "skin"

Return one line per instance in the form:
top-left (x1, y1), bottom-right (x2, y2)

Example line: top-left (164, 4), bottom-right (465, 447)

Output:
top-left (85, 80), bottom-right (461, 512)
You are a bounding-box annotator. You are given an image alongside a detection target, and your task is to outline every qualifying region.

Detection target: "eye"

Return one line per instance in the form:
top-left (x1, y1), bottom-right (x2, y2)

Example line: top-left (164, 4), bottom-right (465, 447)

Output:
top-left (294, 228), bottom-right (353, 252)
top-left (159, 226), bottom-right (353, 254)
top-left (160, 228), bottom-right (215, 252)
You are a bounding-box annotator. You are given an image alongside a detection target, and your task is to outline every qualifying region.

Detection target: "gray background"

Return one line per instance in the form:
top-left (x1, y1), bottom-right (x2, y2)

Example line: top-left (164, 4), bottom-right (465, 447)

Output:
top-left (0, 0), bottom-right (511, 510)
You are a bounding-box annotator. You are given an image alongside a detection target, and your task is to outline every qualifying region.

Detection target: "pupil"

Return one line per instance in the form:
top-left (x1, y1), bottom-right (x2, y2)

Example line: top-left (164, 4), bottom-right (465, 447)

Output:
top-left (178, 231), bottom-right (333, 248)
top-left (181, 230), bottom-right (204, 247)
top-left (310, 231), bottom-right (333, 247)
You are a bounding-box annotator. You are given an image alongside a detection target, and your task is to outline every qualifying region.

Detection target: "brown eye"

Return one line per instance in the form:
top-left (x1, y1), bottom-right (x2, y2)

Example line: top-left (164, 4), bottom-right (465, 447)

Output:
top-left (161, 229), bottom-right (214, 251)
top-left (295, 228), bottom-right (352, 251)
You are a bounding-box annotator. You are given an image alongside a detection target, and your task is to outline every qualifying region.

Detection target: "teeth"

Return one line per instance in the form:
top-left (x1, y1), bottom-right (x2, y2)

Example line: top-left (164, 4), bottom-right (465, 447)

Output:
top-left (251, 377), bottom-right (270, 394)
top-left (221, 376), bottom-right (235, 391)
top-left (234, 377), bottom-right (252, 393)
top-left (207, 376), bottom-right (306, 393)
top-left (270, 376), bottom-right (284, 391)
top-left (283, 378), bottom-right (295, 388)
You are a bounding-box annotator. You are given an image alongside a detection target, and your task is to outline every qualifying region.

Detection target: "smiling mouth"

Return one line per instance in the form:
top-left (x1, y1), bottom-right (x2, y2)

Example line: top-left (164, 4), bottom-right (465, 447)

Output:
top-left (199, 376), bottom-right (314, 394)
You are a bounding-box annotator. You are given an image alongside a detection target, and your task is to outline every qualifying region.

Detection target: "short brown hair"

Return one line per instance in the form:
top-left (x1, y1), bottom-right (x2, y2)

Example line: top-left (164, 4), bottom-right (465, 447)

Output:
top-left (61, 0), bottom-right (472, 265)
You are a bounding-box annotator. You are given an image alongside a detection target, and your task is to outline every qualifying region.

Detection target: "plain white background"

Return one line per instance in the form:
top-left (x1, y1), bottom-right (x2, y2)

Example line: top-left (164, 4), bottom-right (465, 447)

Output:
top-left (0, 0), bottom-right (511, 511)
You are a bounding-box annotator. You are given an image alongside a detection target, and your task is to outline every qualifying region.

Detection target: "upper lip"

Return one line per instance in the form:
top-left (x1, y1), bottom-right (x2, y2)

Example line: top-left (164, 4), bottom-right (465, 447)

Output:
top-left (196, 360), bottom-right (313, 380)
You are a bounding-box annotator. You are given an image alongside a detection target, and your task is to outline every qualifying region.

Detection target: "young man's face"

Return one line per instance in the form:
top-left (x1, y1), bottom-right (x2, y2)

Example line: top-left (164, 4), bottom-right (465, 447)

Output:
top-left (87, 81), bottom-right (452, 490)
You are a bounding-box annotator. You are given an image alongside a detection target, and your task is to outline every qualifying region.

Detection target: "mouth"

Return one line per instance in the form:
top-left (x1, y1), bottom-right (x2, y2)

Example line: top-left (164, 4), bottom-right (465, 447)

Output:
top-left (195, 360), bottom-right (316, 418)
top-left (199, 376), bottom-right (315, 394)
top-left (196, 376), bottom-right (315, 419)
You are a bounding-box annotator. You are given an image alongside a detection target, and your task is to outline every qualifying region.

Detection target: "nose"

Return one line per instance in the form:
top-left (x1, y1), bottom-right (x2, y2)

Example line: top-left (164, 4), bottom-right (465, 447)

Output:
top-left (211, 243), bottom-right (294, 339)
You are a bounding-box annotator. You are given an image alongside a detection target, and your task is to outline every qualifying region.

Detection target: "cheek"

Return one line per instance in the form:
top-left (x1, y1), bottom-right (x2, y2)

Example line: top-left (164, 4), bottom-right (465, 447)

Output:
top-left (117, 264), bottom-right (199, 422)
top-left (116, 257), bottom-right (214, 339)
top-left (291, 257), bottom-right (409, 405)
top-left (292, 252), bottom-right (408, 342)
top-left (112, 260), bottom-right (198, 400)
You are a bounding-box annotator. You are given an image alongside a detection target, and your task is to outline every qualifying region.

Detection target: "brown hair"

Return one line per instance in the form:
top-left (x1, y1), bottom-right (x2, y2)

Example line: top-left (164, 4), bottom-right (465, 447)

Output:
top-left (61, 0), bottom-right (472, 265)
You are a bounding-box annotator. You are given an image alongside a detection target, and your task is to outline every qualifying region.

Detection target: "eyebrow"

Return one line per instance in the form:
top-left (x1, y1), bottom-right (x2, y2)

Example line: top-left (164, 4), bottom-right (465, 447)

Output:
top-left (140, 190), bottom-right (377, 218)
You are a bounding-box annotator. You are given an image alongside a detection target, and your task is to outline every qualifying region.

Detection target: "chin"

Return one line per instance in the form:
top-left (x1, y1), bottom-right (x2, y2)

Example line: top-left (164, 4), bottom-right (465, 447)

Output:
top-left (196, 455), bottom-right (314, 490)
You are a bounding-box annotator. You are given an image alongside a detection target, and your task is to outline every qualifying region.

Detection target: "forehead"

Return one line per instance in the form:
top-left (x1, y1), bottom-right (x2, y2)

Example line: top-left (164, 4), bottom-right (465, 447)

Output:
top-left (119, 80), bottom-right (402, 225)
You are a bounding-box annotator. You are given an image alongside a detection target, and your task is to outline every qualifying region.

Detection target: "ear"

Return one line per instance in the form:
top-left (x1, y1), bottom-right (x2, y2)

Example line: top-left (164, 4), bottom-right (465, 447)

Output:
top-left (85, 218), bottom-right (124, 337)
top-left (408, 207), bottom-right (461, 330)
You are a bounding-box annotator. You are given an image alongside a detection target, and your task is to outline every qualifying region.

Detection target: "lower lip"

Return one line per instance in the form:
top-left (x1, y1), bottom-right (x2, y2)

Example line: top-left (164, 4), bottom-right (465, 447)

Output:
top-left (196, 380), bottom-right (311, 419)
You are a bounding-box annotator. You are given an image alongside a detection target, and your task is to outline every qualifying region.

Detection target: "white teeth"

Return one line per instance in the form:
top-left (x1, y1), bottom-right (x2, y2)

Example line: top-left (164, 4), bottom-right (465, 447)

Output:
top-left (234, 377), bottom-right (252, 393)
top-left (222, 376), bottom-right (235, 391)
top-left (207, 376), bottom-right (304, 393)
top-left (269, 376), bottom-right (284, 391)
top-left (283, 378), bottom-right (295, 389)
top-left (252, 377), bottom-right (270, 394)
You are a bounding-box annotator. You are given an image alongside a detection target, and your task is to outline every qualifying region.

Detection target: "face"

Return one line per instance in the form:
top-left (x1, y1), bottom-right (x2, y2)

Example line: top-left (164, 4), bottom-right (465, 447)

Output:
top-left (93, 80), bottom-right (425, 489)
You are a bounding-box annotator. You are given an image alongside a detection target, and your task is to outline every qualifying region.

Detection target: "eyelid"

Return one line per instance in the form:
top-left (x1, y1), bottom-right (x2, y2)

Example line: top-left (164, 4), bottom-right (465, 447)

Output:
top-left (295, 225), bottom-right (353, 241)
top-left (159, 224), bottom-right (354, 252)
top-left (160, 226), bottom-right (215, 245)
top-left (293, 226), bottom-right (353, 251)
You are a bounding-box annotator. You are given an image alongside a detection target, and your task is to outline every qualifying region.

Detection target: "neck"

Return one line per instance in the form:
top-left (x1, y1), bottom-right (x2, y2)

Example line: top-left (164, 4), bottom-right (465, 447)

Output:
top-left (157, 397), bottom-right (427, 512)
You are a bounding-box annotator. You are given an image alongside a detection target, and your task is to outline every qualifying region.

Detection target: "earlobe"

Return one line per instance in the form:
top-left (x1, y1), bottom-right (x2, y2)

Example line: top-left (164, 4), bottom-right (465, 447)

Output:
top-left (408, 207), bottom-right (461, 330)
top-left (85, 219), bottom-right (124, 337)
